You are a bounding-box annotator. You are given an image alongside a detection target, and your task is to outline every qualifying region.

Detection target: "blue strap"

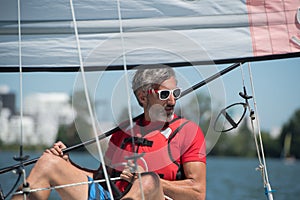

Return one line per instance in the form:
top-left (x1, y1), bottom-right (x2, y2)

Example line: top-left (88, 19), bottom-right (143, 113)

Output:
top-left (88, 176), bottom-right (111, 200)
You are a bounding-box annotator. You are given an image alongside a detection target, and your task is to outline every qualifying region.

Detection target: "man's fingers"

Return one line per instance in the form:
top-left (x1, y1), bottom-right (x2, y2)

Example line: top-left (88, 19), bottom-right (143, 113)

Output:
top-left (53, 141), bottom-right (66, 150)
top-left (49, 147), bottom-right (60, 156)
top-left (120, 170), bottom-right (135, 182)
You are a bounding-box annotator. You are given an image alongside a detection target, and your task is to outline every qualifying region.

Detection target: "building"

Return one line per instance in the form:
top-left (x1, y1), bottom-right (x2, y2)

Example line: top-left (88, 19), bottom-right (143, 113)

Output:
top-left (23, 93), bottom-right (74, 146)
top-left (0, 89), bottom-right (74, 146)
top-left (7, 115), bottom-right (35, 145)
top-left (0, 86), bottom-right (16, 115)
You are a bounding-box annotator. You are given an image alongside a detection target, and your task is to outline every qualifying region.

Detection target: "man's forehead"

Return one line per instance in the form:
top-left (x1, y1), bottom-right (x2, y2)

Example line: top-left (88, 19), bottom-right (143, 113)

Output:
top-left (159, 76), bottom-right (177, 89)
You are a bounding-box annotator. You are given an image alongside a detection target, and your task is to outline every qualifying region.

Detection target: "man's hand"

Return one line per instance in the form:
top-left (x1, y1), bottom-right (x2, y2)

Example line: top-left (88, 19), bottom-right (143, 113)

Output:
top-left (45, 141), bottom-right (69, 162)
top-left (120, 160), bottom-right (145, 182)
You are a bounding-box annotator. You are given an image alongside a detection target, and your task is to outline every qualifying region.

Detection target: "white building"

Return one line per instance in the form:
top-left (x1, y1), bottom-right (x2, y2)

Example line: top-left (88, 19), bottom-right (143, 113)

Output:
top-left (0, 108), bottom-right (10, 143)
top-left (0, 83), bottom-right (74, 146)
top-left (23, 93), bottom-right (75, 146)
top-left (8, 115), bottom-right (35, 145)
top-left (0, 92), bottom-right (75, 146)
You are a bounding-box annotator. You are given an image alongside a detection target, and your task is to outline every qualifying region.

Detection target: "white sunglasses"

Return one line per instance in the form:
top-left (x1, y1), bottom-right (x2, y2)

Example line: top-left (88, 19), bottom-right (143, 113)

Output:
top-left (148, 88), bottom-right (181, 100)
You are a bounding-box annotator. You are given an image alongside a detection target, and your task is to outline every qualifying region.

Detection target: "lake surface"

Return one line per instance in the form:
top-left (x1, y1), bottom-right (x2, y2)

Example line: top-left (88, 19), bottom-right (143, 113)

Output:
top-left (0, 151), bottom-right (299, 199)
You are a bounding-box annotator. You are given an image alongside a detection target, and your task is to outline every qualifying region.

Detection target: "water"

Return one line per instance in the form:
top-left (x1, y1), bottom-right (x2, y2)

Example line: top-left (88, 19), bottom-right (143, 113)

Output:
top-left (1, 151), bottom-right (299, 199)
top-left (206, 157), bottom-right (300, 200)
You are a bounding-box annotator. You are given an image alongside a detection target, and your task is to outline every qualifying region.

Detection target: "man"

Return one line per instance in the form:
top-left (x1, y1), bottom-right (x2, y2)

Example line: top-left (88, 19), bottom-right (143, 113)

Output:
top-left (12, 67), bottom-right (206, 200)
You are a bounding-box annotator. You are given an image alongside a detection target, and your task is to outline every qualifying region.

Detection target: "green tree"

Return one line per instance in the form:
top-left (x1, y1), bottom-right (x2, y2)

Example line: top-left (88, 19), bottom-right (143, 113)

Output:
top-left (279, 109), bottom-right (300, 159)
top-left (231, 120), bottom-right (256, 157)
top-left (56, 123), bottom-right (83, 148)
top-left (210, 119), bottom-right (256, 157)
top-left (260, 131), bottom-right (281, 158)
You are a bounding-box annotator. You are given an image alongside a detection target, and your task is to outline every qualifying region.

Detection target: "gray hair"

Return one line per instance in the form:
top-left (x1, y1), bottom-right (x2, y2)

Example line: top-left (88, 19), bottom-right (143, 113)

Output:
top-left (132, 66), bottom-right (176, 106)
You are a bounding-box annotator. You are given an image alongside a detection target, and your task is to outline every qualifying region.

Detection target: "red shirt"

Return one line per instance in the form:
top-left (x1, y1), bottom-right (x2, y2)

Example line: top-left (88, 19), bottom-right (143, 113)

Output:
top-left (105, 115), bottom-right (206, 191)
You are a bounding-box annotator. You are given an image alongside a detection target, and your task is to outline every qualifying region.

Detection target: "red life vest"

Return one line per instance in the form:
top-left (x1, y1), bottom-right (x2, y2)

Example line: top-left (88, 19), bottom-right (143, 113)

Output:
top-left (107, 115), bottom-right (193, 193)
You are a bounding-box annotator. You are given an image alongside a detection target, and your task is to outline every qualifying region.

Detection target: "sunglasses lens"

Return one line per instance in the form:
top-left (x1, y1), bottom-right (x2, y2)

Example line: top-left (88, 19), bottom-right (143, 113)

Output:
top-left (159, 90), bottom-right (171, 100)
top-left (173, 88), bottom-right (181, 99)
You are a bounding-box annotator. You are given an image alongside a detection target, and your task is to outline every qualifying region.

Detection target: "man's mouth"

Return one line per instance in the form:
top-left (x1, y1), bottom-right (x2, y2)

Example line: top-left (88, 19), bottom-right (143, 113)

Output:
top-left (165, 106), bottom-right (174, 113)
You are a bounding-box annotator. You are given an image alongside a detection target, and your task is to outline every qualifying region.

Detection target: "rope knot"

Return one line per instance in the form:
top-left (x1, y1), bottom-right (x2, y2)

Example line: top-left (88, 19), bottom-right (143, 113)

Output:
top-left (22, 182), bottom-right (30, 195)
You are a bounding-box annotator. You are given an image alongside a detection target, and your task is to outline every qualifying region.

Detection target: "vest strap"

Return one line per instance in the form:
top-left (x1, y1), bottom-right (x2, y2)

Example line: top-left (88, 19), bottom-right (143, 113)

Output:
top-left (120, 137), bottom-right (153, 149)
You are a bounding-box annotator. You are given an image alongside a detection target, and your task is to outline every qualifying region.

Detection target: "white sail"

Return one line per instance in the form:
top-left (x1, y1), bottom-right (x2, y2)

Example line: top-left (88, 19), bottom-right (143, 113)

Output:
top-left (0, 0), bottom-right (299, 71)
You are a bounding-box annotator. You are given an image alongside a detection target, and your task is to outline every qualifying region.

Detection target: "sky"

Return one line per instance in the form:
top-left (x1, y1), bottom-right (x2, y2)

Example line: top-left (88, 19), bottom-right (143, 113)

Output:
top-left (0, 57), bottom-right (300, 136)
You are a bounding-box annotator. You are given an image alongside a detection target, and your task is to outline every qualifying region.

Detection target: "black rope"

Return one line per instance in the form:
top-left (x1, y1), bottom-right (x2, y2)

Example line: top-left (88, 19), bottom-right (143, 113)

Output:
top-left (1, 173), bottom-right (21, 199)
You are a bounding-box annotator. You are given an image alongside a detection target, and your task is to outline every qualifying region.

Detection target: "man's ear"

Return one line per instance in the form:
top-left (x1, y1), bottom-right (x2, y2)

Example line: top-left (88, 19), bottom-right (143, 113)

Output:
top-left (137, 90), bottom-right (147, 105)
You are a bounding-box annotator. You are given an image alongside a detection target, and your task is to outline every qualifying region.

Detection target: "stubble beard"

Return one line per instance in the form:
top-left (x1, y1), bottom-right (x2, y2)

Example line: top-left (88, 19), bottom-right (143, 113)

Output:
top-left (148, 104), bottom-right (174, 122)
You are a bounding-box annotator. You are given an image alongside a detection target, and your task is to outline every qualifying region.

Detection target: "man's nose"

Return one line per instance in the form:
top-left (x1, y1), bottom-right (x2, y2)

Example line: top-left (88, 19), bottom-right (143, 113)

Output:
top-left (167, 93), bottom-right (176, 105)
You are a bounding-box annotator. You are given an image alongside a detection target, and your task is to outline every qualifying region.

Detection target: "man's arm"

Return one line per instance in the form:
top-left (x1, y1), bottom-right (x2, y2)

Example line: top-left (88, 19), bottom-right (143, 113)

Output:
top-left (160, 161), bottom-right (206, 200)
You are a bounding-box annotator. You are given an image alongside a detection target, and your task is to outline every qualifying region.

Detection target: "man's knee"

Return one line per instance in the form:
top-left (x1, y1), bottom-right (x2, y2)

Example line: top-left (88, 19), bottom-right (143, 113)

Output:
top-left (35, 153), bottom-right (64, 172)
top-left (123, 172), bottom-right (163, 200)
top-left (140, 172), bottom-right (161, 192)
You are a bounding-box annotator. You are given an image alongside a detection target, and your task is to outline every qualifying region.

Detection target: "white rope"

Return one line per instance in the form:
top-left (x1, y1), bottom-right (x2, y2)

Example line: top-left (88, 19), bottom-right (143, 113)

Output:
top-left (68, 0), bottom-right (114, 199)
top-left (14, 175), bottom-right (173, 199)
top-left (239, 63), bottom-right (263, 165)
top-left (247, 63), bottom-right (267, 177)
top-left (239, 63), bottom-right (274, 199)
top-left (115, 1), bottom-right (145, 199)
top-left (164, 195), bottom-right (174, 200)
top-left (139, 157), bottom-right (149, 172)
top-left (14, 177), bottom-right (121, 195)
top-left (115, 0), bottom-right (135, 140)
top-left (17, 1), bottom-right (27, 200)
top-left (247, 63), bottom-right (274, 200)
top-left (112, 158), bottom-right (149, 172)
top-left (17, 0), bottom-right (24, 157)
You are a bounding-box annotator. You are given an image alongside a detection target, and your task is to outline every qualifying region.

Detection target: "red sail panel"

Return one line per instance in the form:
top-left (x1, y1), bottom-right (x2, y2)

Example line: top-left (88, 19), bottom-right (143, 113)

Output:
top-left (247, 0), bottom-right (300, 56)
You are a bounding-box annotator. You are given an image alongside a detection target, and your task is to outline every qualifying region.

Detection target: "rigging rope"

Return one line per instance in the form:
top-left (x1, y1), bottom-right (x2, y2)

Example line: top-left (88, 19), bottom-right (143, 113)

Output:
top-left (239, 63), bottom-right (274, 200)
top-left (68, 0), bottom-right (114, 198)
top-left (115, 0), bottom-right (146, 199)
top-left (14, 177), bottom-right (121, 195)
top-left (17, 0), bottom-right (23, 148)
top-left (17, 1), bottom-right (28, 200)
top-left (239, 64), bottom-right (263, 165)
top-left (13, 175), bottom-right (172, 200)
top-left (247, 63), bottom-right (274, 200)
top-left (1, 1), bottom-right (30, 199)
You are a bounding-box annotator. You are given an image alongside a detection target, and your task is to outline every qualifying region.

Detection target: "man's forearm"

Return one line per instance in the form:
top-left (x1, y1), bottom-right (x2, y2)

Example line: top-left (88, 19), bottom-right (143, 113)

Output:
top-left (160, 178), bottom-right (206, 200)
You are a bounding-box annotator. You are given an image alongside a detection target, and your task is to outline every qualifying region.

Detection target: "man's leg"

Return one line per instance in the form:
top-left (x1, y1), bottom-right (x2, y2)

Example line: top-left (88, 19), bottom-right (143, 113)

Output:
top-left (12, 153), bottom-right (91, 200)
top-left (121, 172), bottom-right (164, 200)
